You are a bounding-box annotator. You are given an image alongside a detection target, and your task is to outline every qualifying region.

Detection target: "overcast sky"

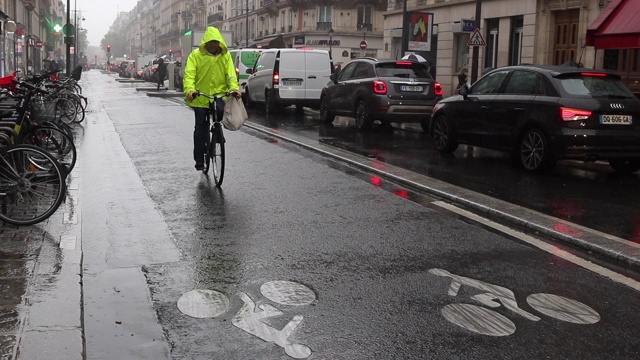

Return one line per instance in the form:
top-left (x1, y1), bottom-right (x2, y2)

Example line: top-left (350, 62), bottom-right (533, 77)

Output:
top-left (77, 0), bottom-right (137, 46)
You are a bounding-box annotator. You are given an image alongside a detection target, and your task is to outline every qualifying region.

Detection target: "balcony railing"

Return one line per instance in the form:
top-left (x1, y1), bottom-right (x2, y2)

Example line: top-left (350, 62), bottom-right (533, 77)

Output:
top-left (357, 23), bottom-right (372, 32)
top-left (208, 12), bottom-right (224, 23)
top-left (316, 22), bottom-right (332, 30)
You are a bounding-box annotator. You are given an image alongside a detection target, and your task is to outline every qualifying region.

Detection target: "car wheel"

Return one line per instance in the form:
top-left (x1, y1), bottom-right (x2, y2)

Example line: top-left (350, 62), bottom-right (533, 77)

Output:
top-left (265, 91), bottom-right (275, 114)
top-left (354, 100), bottom-right (373, 131)
top-left (518, 127), bottom-right (556, 173)
top-left (432, 115), bottom-right (458, 153)
top-left (609, 159), bottom-right (640, 174)
top-left (244, 89), bottom-right (253, 108)
top-left (319, 96), bottom-right (335, 124)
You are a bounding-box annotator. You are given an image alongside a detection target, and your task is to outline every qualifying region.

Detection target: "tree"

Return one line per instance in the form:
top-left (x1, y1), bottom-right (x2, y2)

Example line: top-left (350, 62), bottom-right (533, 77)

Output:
top-left (100, 31), bottom-right (127, 57)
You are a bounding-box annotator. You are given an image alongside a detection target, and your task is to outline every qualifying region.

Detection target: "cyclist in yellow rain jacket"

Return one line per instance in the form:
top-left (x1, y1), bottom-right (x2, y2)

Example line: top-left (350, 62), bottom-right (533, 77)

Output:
top-left (184, 26), bottom-right (240, 171)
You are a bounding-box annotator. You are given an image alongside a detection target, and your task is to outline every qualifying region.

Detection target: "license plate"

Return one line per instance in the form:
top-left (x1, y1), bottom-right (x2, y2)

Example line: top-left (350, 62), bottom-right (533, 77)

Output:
top-left (282, 81), bottom-right (302, 86)
top-left (401, 85), bottom-right (423, 92)
top-left (600, 114), bottom-right (632, 125)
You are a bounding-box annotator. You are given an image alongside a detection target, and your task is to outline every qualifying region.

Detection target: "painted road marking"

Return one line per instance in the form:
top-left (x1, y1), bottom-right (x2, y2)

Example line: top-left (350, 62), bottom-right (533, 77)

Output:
top-left (177, 289), bottom-right (229, 318)
top-left (177, 281), bottom-right (315, 359)
top-left (433, 200), bottom-right (640, 292)
top-left (59, 235), bottom-right (77, 250)
top-left (430, 268), bottom-right (600, 336)
top-left (260, 280), bottom-right (316, 306)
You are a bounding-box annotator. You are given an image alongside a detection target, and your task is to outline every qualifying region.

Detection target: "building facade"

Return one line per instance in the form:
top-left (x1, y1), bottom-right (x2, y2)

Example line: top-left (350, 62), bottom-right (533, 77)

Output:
top-left (53, 0), bottom-right (633, 97)
top-left (0, 0), bottom-right (87, 77)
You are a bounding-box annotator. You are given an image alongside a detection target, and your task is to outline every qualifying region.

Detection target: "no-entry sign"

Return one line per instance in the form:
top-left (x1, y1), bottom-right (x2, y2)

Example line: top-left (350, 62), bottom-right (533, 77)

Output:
top-left (360, 40), bottom-right (367, 51)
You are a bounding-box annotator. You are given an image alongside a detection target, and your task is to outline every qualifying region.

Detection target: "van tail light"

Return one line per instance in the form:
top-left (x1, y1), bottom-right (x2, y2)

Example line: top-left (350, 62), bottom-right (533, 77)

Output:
top-left (273, 72), bottom-right (280, 86)
top-left (560, 107), bottom-right (592, 121)
top-left (373, 80), bottom-right (387, 95)
top-left (434, 82), bottom-right (443, 96)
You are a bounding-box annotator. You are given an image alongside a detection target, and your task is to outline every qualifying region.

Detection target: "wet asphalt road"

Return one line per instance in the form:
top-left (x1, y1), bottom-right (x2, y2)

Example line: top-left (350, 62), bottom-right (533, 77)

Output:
top-left (239, 107), bottom-right (640, 244)
top-left (80, 72), bottom-right (640, 359)
top-left (2, 70), bottom-right (640, 360)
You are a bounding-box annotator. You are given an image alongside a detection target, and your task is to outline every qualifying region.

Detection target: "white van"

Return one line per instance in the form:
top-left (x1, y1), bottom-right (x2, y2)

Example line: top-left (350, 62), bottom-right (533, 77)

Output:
top-left (245, 48), bottom-right (333, 113)
top-left (229, 49), bottom-right (263, 99)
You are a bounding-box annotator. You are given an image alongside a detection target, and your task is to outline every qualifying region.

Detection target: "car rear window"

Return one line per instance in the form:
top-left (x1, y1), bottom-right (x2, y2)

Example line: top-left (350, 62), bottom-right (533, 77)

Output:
top-left (557, 73), bottom-right (636, 99)
top-left (376, 62), bottom-right (431, 78)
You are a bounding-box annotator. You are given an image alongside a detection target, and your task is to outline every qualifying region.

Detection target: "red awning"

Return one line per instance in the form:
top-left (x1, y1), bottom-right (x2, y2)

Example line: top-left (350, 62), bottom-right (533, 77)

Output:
top-left (586, 0), bottom-right (640, 49)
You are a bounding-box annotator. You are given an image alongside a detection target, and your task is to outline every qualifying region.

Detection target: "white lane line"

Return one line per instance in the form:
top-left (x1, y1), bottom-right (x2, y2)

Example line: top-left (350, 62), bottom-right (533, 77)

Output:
top-left (433, 200), bottom-right (640, 292)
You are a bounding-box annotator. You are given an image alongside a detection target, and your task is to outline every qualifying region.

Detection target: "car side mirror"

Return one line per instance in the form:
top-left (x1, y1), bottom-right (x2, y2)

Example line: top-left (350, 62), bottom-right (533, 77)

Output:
top-left (330, 72), bottom-right (338, 83)
top-left (246, 69), bottom-right (253, 74)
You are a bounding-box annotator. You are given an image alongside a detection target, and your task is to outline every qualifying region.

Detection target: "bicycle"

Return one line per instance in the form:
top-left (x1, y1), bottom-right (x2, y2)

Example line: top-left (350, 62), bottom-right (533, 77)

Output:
top-left (0, 143), bottom-right (67, 226)
top-left (193, 90), bottom-right (233, 187)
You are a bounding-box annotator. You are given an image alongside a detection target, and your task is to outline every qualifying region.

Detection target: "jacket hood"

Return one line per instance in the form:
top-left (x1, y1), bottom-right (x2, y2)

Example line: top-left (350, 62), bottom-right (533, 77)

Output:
top-left (199, 27), bottom-right (229, 55)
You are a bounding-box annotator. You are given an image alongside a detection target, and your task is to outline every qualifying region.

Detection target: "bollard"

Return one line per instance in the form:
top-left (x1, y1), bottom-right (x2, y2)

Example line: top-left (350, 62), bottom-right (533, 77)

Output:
top-left (167, 62), bottom-right (175, 90)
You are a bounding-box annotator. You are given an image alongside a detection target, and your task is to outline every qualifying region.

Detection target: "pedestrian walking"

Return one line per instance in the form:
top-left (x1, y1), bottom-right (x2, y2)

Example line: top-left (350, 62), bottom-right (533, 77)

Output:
top-left (156, 58), bottom-right (167, 90)
top-left (457, 68), bottom-right (467, 91)
top-left (183, 26), bottom-right (240, 171)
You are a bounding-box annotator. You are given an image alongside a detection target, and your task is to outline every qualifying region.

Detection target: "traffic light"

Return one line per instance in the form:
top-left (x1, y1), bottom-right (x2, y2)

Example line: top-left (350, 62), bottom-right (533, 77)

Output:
top-left (107, 45), bottom-right (111, 53)
top-left (169, 48), bottom-right (173, 56)
top-left (53, 24), bottom-right (62, 34)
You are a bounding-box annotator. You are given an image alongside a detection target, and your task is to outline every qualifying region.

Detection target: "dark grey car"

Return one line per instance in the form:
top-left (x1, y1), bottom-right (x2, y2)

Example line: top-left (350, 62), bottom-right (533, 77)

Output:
top-left (429, 65), bottom-right (640, 174)
top-left (319, 58), bottom-right (443, 131)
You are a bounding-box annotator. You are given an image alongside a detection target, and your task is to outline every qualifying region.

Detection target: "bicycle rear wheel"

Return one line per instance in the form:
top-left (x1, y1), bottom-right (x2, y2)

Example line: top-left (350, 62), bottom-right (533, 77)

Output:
top-left (212, 126), bottom-right (225, 187)
top-left (0, 144), bottom-right (66, 226)
top-left (24, 126), bottom-right (77, 174)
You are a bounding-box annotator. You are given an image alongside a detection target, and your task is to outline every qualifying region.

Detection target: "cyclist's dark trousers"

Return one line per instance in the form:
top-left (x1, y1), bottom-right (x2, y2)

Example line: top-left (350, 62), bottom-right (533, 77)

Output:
top-left (193, 100), bottom-right (224, 165)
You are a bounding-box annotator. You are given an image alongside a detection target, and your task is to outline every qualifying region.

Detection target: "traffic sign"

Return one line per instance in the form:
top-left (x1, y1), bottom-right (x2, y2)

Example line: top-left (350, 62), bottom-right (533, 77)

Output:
top-left (468, 29), bottom-right (486, 46)
top-left (360, 40), bottom-right (368, 51)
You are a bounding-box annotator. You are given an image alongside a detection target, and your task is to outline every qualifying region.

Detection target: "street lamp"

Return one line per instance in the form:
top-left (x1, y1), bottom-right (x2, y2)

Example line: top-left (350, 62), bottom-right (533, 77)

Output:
top-left (328, 28), bottom-right (334, 58)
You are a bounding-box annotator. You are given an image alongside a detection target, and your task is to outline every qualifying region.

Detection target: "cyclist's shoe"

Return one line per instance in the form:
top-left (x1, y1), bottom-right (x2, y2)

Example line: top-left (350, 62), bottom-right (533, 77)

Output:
top-left (195, 163), bottom-right (205, 171)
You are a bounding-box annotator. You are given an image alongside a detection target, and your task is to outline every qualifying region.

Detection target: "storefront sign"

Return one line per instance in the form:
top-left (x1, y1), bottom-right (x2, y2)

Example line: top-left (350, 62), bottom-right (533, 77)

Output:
top-left (35, 41), bottom-right (43, 48)
top-left (305, 39), bottom-right (340, 46)
top-left (294, 35), bottom-right (305, 46)
top-left (461, 19), bottom-right (476, 32)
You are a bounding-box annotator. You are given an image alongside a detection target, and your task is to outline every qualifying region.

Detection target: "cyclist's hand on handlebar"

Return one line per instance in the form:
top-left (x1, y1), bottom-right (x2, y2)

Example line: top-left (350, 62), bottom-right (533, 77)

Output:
top-left (187, 91), bottom-right (198, 101)
top-left (229, 90), bottom-right (241, 99)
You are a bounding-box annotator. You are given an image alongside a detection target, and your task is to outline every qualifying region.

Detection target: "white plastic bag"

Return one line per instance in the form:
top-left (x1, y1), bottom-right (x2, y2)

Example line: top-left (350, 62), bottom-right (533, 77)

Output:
top-left (222, 96), bottom-right (248, 131)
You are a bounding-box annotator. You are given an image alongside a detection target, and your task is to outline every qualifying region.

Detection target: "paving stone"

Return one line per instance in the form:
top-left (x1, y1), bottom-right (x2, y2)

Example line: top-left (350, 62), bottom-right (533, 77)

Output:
top-left (0, 334), bottom-right (16, 360)
top-left (0, 307), bottom-right (20, 333)
top-left (0, 279), bottom-right (26, 307)
top-left (0, 260), bottom-right (34, 278)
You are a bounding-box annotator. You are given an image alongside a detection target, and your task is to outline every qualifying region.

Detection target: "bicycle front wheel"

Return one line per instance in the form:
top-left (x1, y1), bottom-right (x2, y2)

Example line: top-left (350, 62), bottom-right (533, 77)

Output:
top-left (212, 127), bottom-right (225, 187)
top-left (203, 129), bottom-right (211, 174)
top-left (0, 144), bottom-right (66, 226)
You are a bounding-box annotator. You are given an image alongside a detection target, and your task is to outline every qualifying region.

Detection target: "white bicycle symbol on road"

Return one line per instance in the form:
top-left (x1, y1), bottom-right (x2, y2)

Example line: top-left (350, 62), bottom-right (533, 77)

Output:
top-left (429, 268), bottom-right (601, 336)
top-left (177, 280), bottom-right (315, 359)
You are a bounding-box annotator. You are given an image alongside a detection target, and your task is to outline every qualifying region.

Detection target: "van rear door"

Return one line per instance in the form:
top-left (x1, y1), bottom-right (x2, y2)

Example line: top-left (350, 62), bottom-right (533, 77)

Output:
top-left (304, 51), bottom-right (332, 101)
top-left (278, 51), bottom-right (306, 100)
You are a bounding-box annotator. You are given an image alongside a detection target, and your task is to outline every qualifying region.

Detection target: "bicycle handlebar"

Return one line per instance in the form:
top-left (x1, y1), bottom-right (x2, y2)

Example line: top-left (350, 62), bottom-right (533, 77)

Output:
top-left (193, 90), bottom-right (235, 100)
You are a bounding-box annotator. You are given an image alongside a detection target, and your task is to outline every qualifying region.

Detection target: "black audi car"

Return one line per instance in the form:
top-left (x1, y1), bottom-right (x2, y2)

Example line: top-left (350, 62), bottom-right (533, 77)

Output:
top-left (320, 58), bottom-right (443, 131)
top-left (429, 64), bottom-right (640, 174)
